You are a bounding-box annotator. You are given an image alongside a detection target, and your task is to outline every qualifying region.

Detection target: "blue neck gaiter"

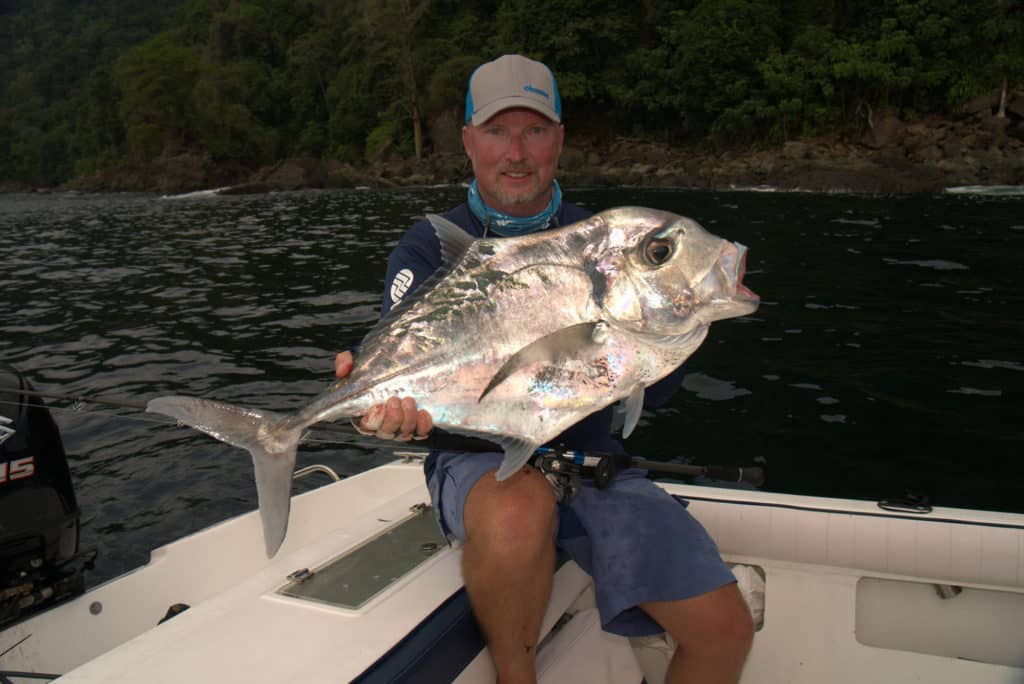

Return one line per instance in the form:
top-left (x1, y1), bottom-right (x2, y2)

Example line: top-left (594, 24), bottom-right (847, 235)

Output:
top-left (467, 179), bottom-right (562, 236)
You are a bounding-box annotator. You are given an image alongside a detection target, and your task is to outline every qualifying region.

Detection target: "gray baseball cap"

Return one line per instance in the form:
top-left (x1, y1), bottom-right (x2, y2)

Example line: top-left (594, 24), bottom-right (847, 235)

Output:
top-left (464, 54), bottom-right (562, 125)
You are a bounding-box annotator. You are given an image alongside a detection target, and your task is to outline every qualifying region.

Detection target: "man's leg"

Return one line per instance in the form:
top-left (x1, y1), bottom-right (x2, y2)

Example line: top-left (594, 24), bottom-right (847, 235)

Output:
top-left (641, 582), bottom-right (754, 684)
top-left (461, 466), bottom-right (557, 684)
top-left (558, 471), bottom-right (753, 683)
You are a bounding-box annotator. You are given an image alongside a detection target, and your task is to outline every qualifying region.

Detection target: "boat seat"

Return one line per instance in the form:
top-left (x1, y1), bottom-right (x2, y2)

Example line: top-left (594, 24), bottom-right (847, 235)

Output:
top-left (536, 600), bottom-right (644, 683)
top-left (353, 551), bottom-right (640, 683)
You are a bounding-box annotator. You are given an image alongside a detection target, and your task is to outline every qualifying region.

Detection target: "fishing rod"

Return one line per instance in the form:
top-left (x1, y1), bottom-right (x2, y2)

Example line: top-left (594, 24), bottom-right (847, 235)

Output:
top-left (0, 385), bottom-right (764, 487)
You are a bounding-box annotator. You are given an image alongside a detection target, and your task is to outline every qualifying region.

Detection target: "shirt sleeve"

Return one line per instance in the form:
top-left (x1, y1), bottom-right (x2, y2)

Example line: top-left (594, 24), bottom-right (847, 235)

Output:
top-left (380, 220), bottom-right (442, 317)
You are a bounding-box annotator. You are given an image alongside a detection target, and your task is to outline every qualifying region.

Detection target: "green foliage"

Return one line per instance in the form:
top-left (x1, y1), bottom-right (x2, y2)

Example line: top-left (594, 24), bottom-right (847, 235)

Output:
top-left (757, 26), bottom-right (840, 138)
top-left (191, 59), bottom-right (282, 161)
top-left (326, 54), bottom-right (380, 162)
top-left (73, 66), bottom-right (126, 173)
top-left (1, 0), bottom-right (1022, 185)
top-left (661, 0), bottom-right (784, 136)
top-left (364, 115), bottom-right (404, 161)
top-left (425, 55), bottom-right (482, 117)
top-left (115, 33), bottom-right (201, 159)
top-left (978, 0), bottom-right (1024, 104)
top-left (490, 0), bottom-right (646, 107)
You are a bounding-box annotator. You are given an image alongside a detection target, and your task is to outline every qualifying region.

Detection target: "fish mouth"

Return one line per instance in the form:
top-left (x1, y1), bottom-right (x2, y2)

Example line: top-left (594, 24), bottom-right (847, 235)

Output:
top-left (700, 241), bottom-right (759, 323)
top-left (733, 243), bottom-right (759, 302)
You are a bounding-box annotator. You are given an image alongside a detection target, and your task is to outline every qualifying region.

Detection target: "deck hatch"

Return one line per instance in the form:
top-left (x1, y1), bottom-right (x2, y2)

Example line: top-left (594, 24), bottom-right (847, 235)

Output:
top-left (278, 505), bottom-right (445, 610)
top-left (856, 577), bottom-right (1024, 667)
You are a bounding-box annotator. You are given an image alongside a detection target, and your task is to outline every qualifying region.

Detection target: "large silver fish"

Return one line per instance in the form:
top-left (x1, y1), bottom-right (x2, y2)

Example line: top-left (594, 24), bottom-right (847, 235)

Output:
top-left (148, 207), bottom-right (759, 556)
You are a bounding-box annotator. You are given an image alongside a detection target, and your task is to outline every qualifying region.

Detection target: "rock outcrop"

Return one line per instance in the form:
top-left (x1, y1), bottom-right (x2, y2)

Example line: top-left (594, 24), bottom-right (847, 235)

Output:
top-left (48, 102), bottom-right (1024, 196)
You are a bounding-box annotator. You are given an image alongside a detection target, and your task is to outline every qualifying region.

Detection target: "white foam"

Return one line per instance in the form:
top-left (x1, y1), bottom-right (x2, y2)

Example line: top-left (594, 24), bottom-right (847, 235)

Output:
top-left (160, 187), bottom-right (233, 200)
top-left (944, 185), bottom-right (1024, 196)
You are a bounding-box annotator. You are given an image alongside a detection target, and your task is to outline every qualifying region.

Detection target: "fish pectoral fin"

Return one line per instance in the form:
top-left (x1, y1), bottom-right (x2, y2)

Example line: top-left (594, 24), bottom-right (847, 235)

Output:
top-left (621, 386), bottom-right (645, 439)
top-left (479, 322), bottom-right (603, 401)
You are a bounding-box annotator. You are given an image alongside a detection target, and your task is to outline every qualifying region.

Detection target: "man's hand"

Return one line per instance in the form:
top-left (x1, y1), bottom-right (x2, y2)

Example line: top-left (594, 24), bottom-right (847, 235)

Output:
top-left (335, 351), bottom-right (433, 441)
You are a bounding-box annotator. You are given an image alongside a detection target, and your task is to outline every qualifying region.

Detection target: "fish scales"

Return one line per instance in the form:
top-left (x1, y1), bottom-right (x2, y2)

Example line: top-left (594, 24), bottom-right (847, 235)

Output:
top-left (337, 225), bottom-right (601, 426)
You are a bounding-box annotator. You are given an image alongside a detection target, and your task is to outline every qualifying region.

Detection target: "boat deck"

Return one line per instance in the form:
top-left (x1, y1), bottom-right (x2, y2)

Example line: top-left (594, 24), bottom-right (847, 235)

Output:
top-left (674, 483), bottom-right (1024, 683)
top-left (5, 464), bottom-right (459, 683)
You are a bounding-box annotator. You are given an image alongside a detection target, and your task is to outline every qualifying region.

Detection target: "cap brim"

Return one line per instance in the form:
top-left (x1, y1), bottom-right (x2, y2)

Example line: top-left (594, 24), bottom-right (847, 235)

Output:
top-left (470, 97), bottom-right (560, 126)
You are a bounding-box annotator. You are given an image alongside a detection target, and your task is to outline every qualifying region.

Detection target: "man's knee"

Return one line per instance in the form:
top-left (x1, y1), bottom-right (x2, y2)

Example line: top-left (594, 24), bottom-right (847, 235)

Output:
top-left (705, 590), bottom-right (755, 653)
top-left (464, 466), bottom-right (556, 559)
top-left (644, 583), bottom-right (755, 656)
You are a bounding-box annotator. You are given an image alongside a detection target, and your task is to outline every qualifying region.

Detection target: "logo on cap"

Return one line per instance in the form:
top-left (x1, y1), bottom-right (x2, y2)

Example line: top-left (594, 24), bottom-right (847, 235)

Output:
top-left (523, 85), bottom-right (549, 99)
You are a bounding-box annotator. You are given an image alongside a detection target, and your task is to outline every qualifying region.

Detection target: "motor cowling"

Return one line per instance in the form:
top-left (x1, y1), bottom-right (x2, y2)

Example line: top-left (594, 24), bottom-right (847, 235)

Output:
top-left (0, 365), bottom-right (84, 626)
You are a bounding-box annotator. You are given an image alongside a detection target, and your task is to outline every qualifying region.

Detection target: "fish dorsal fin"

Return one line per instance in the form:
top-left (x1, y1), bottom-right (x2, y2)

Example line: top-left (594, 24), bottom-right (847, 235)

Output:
top-left (361, 215), bottom-right (477, 350)
top-left (479, 322), bottom-right (605, 401)
top-left (621, 386), bottom-right (645, 438)
top-left (427, 213), bottom-right (476, 270)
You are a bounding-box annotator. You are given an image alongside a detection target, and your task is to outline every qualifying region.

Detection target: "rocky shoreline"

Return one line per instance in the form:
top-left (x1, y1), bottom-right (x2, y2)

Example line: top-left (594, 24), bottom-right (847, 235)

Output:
top-left (6, 109), bottom-right (1022, 196)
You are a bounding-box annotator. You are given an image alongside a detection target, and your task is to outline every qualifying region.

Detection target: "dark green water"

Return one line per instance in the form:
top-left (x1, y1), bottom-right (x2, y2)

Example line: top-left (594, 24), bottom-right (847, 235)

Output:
top-left (1, 186), bottom-right (1022, 586)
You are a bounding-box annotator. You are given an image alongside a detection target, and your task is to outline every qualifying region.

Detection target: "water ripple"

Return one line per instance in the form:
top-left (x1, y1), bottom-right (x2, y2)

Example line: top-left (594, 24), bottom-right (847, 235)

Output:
top-left (2, 187), bottom-right (1022, 587)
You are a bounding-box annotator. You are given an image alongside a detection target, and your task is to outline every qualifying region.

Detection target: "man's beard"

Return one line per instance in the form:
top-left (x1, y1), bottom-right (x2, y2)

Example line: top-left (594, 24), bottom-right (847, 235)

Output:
top-left (491, 165), bottom-right (547, 210)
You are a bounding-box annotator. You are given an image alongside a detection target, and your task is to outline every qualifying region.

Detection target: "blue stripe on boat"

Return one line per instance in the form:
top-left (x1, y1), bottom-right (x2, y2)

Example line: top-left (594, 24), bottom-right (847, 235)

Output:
top-left (351, 587), bottom-right (484, 683)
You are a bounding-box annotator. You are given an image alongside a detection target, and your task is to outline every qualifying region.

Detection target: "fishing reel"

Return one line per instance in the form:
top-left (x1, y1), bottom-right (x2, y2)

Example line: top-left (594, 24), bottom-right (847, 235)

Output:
top-left (532, 446), bottom-right (620, 504)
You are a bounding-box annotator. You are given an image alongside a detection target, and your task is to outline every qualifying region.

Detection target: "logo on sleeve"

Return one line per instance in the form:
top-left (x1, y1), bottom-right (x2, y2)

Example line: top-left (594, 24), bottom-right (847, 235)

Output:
top-left (390, 269), bottom-right (415, 304)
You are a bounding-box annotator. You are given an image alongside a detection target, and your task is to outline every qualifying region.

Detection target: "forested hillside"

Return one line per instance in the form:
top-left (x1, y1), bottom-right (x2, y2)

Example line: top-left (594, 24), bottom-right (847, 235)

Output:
top-left (1, 0), bottom-right (1021, 187)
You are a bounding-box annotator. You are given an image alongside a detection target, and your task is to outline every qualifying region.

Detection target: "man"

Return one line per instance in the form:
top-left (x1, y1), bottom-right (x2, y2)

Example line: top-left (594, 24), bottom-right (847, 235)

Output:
top-left (335, 54), bottom-right (753, 684)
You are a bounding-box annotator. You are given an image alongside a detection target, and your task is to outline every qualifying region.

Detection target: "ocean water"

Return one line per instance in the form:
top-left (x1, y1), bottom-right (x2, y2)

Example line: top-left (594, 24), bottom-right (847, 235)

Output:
top-left (1, 186), bottom-right (1021, 586)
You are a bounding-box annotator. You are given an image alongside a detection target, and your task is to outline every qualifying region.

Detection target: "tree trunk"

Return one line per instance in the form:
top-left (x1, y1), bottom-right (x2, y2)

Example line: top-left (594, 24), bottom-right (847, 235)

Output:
top-left (412, 100), bottom-right (423, 161)
top-left (997, 76), bottom-right (1008, 118)
top-left (363, 0), bottom-right (427, 160)
top-left (399, 24), bottom-right (422, 159)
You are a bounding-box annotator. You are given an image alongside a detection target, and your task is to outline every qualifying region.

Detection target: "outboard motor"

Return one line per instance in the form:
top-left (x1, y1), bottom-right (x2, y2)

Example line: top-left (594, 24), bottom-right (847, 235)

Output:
top-left (0, 365), bottom-right (86, 626)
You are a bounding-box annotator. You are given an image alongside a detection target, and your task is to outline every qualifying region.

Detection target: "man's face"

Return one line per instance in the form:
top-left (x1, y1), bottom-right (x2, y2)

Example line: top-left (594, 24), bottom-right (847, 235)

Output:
top-left (462, 108), bottom-right (564, 217)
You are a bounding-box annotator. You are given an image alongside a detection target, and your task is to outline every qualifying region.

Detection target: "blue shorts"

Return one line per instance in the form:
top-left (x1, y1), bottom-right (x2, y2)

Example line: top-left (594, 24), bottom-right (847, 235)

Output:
top-left (426, 451), bottom-right (736, 637)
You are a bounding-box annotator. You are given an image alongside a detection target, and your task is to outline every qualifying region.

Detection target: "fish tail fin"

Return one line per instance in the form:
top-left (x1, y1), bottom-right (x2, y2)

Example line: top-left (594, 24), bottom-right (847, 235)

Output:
top-left (147, 396), bottom-right (301, 558)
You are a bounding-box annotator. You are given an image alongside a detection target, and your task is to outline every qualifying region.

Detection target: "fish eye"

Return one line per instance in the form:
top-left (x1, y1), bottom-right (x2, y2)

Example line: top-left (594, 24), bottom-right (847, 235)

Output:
top-left (644, 238), bottom-right (673, 266)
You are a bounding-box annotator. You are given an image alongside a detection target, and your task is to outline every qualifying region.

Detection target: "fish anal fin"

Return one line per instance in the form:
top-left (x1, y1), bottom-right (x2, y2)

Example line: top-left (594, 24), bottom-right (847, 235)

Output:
top-left (429, 425), bottom-right (538, 482)
top-left (494, 438), bottom-right (540, 481)
top-left (621, 386), bottom-right (645, 439)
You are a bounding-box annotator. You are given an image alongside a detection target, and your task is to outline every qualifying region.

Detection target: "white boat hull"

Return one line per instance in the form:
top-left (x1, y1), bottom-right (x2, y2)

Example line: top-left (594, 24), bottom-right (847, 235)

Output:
top-left (1, 461), bottom-right (1021, 683)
